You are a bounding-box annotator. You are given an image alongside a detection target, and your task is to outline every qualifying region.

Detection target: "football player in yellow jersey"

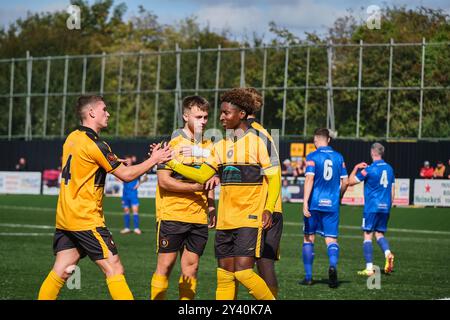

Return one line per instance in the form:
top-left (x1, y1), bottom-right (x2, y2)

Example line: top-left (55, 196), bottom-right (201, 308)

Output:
top-left (245, 88), bottom-right (283, 299)
top-left (38, 95), bottom-right (172, 300)
top-left (150, 96), bottom-right (217, 300)
top-left (165, 88), bottom-right (281, 300)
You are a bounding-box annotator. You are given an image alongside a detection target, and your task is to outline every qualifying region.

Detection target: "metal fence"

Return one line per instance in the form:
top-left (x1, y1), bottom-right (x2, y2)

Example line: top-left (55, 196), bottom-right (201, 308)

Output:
top-left (0, 39), bottom-right (449, 140)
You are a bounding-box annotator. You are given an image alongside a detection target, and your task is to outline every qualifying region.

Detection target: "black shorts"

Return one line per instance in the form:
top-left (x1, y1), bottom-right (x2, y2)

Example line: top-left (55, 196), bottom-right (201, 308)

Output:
top-left (215, 227), bottom-right (264, 259)
top-left (53, 227), bottom-right (118, 261)
top-left (156, 220), bottom-right (208, 256)
top-left (261, 213), bottom-right (283, 260)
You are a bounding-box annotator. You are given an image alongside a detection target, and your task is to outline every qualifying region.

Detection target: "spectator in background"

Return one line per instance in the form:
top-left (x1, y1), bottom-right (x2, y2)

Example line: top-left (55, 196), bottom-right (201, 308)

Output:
top-left (293, 157), bottom-right (306, 178)
top-left (443, 158), bottom-right (450, 179)
top-left (433, 161), bottom-right (445, 179)
top-left (281, 178), bottom-right (292, 203)
top-left (419, 161), bottom-right (434, 179)
top-left (15, 157), bottom-right (28, 171)
top-left (282, 159), bottom-right (294, 176)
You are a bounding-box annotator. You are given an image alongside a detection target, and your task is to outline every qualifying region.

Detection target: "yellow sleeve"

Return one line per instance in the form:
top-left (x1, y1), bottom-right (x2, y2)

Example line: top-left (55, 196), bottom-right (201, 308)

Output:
top-left (166, 161), bottom-right (216, 184)
top-left (264, 166), bottom-right (281, 213)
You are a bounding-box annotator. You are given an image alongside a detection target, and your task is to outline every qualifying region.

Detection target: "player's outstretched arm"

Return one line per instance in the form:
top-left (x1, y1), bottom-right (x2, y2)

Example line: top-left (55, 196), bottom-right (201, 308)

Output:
top-left (166, 160), bottom-right (216, 184)
top-left (157, 169), bottom-right (204, 193)
top-left (348, 162), bottom-right (367, 186)
top-left (113, 144), bottom-right (172, 182)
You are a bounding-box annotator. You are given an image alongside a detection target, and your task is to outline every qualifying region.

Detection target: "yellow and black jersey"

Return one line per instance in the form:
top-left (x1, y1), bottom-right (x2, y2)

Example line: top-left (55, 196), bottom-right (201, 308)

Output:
top-left (56, 126), bottom-right (122, 231)
top-left (206, 128), bottom-right (278, 230)
top-left (156, 129), bottom-right (213, 225)
top-left (248, 118), bottom-right (283, 214)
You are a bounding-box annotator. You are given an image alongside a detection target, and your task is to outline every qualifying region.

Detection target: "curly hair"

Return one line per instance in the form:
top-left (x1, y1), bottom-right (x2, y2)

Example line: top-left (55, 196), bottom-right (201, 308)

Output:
top-left (244, 87), bottom-right (263, 113)
top-left (220, 88), bottom-right (259, 116)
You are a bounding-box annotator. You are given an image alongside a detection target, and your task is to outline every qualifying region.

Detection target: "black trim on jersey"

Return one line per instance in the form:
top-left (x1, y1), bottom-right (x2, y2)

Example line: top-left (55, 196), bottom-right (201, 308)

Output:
top-left (81, 127), bottom-right (121, 171)
top-left (218, 164), bottom-right (263, 184)
top-left (248, 119), bottom-right (281, 166)
top-left (78, 125), bottom-right (99, 139)
top-left (94, 167), bottom-right (107, 186)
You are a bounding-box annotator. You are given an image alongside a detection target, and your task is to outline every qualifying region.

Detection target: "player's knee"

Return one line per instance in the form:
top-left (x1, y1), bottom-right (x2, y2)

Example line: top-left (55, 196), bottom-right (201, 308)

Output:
top-left (182, 263), bottom-right (199, 278)
top-left (113, 262), bottom-right (125, 275)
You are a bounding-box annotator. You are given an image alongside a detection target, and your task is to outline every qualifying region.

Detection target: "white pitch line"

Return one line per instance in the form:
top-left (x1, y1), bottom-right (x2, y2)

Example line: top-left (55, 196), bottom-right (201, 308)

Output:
top-left (1, 204), bottom-right (450, 236)
top-left (0, 232), bottom-right (54, 236)
top-left (0, 224), bottom-right (448, 243)
top-left (0, 205), bottom-right (155, 218)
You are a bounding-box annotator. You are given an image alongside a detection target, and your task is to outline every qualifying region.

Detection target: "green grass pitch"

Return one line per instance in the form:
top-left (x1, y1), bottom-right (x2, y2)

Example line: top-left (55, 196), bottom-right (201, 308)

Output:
top-left (0, 194), bottom-right (449, 300)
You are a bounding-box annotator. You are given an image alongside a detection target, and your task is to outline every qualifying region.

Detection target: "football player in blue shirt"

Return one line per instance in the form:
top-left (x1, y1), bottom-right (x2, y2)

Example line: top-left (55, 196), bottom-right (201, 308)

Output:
top-left (349, 143), bottom-right (395, 276)
top-left (120, 155), bottom-right (145, 235)
top-left (302, 128), bottom-right (349, 288)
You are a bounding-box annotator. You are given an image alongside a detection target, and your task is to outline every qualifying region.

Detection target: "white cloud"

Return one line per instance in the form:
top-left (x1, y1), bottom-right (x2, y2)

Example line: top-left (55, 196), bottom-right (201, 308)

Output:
top-left (195, 0), bottom-right (348, 39)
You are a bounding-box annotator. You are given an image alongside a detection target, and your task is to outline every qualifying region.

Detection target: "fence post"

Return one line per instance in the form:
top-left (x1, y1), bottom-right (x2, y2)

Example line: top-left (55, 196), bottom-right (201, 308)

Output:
top-left (25, 51), bottom-right (33, 140)
top-left (82, 56), bottom-right (87, 94)
top-left (115, 52), bottom-right (124, 137)
top-left (304, 46), bottom-right (310, 137)
top-left (8, 58), bottom-right (15, 141)
top-left (195, 46), bottom-right (201, 95)
top-left (356, 39), bottom-right (363, 138)
top-left (154, 49), bottom-right (161, 136)
top-left (100, 52), bottom-right (106, 96)
top-left (214, 45), bottom-right (222, 129)
top-left (134, 50), bottom-right (143, 136)
top-left (327, 40), bottom-right (335, 131)
top-left (261, 45), bottom-right (267, 126)
top-left (418, 37), bottom-right (426, 139)
top-left (240, 46), bottom-right (246, 87)
top-left (43, 57), bottom-right (51, 137)
top-left (386, 38), bottom-right (394, 138)
top-left (281, 46), bottom-right (289, 136)
top-left (175, 43), bottom-right (183, 130)
top-left (60, 55), bottom-right (69, 137)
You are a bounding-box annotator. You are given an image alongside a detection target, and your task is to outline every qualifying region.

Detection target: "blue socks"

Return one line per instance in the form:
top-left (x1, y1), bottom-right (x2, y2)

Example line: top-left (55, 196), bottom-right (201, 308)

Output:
top-left (133, 214), bottom-right (140, 229)
top-left (377, 237), bottom-right (390, 256)
top-left (327, 243), bottom-right (339, 269)
top-left (363, 240), bottom-right (373, 270)
top-left (302, 243), bottom-right (314, 280)
top-left (124, 214), bottom-right (130, 229)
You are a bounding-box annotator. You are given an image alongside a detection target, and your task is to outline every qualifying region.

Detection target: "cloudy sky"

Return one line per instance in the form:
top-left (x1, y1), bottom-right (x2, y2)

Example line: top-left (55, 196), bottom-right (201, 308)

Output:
top-left (1, 0), bottom-right (449, 39)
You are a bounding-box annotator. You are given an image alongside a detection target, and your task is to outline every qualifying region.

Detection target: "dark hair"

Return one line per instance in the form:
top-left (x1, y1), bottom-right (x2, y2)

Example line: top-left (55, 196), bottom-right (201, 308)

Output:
top-left (220, 88), bottom-right (258, 116)
top-left (244, 87), bottom-right (263, 114)
top-left (313, 128), bottom-right (330, 140)
top-left (182, 96), bottom-right (210, 113)
top-left (76, 95), bottom-right (104, 120)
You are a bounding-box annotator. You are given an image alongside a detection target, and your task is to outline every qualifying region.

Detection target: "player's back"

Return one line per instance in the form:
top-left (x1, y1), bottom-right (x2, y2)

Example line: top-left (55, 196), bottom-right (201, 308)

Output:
top-left (306, 146), bottom-right (347, 213)
top-left (363, 160), bottom-right (395, 213)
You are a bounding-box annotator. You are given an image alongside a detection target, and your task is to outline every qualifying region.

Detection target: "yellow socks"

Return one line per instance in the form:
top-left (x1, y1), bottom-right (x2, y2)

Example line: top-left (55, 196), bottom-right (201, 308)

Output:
top-left (151, 273), bottom-right (169, 300)
top-left (216, 268), bottom-right (236, 300)
top-left (178, 275), bottom-right (197, 300)
top-left (234, 269), bottom-right (275, 300)
top-left (38, 270), bottom-right (65, 300)
top-left (106, 274), bottom-right (134, 300)
top-left (268, 286), bottom-right (278, 299)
